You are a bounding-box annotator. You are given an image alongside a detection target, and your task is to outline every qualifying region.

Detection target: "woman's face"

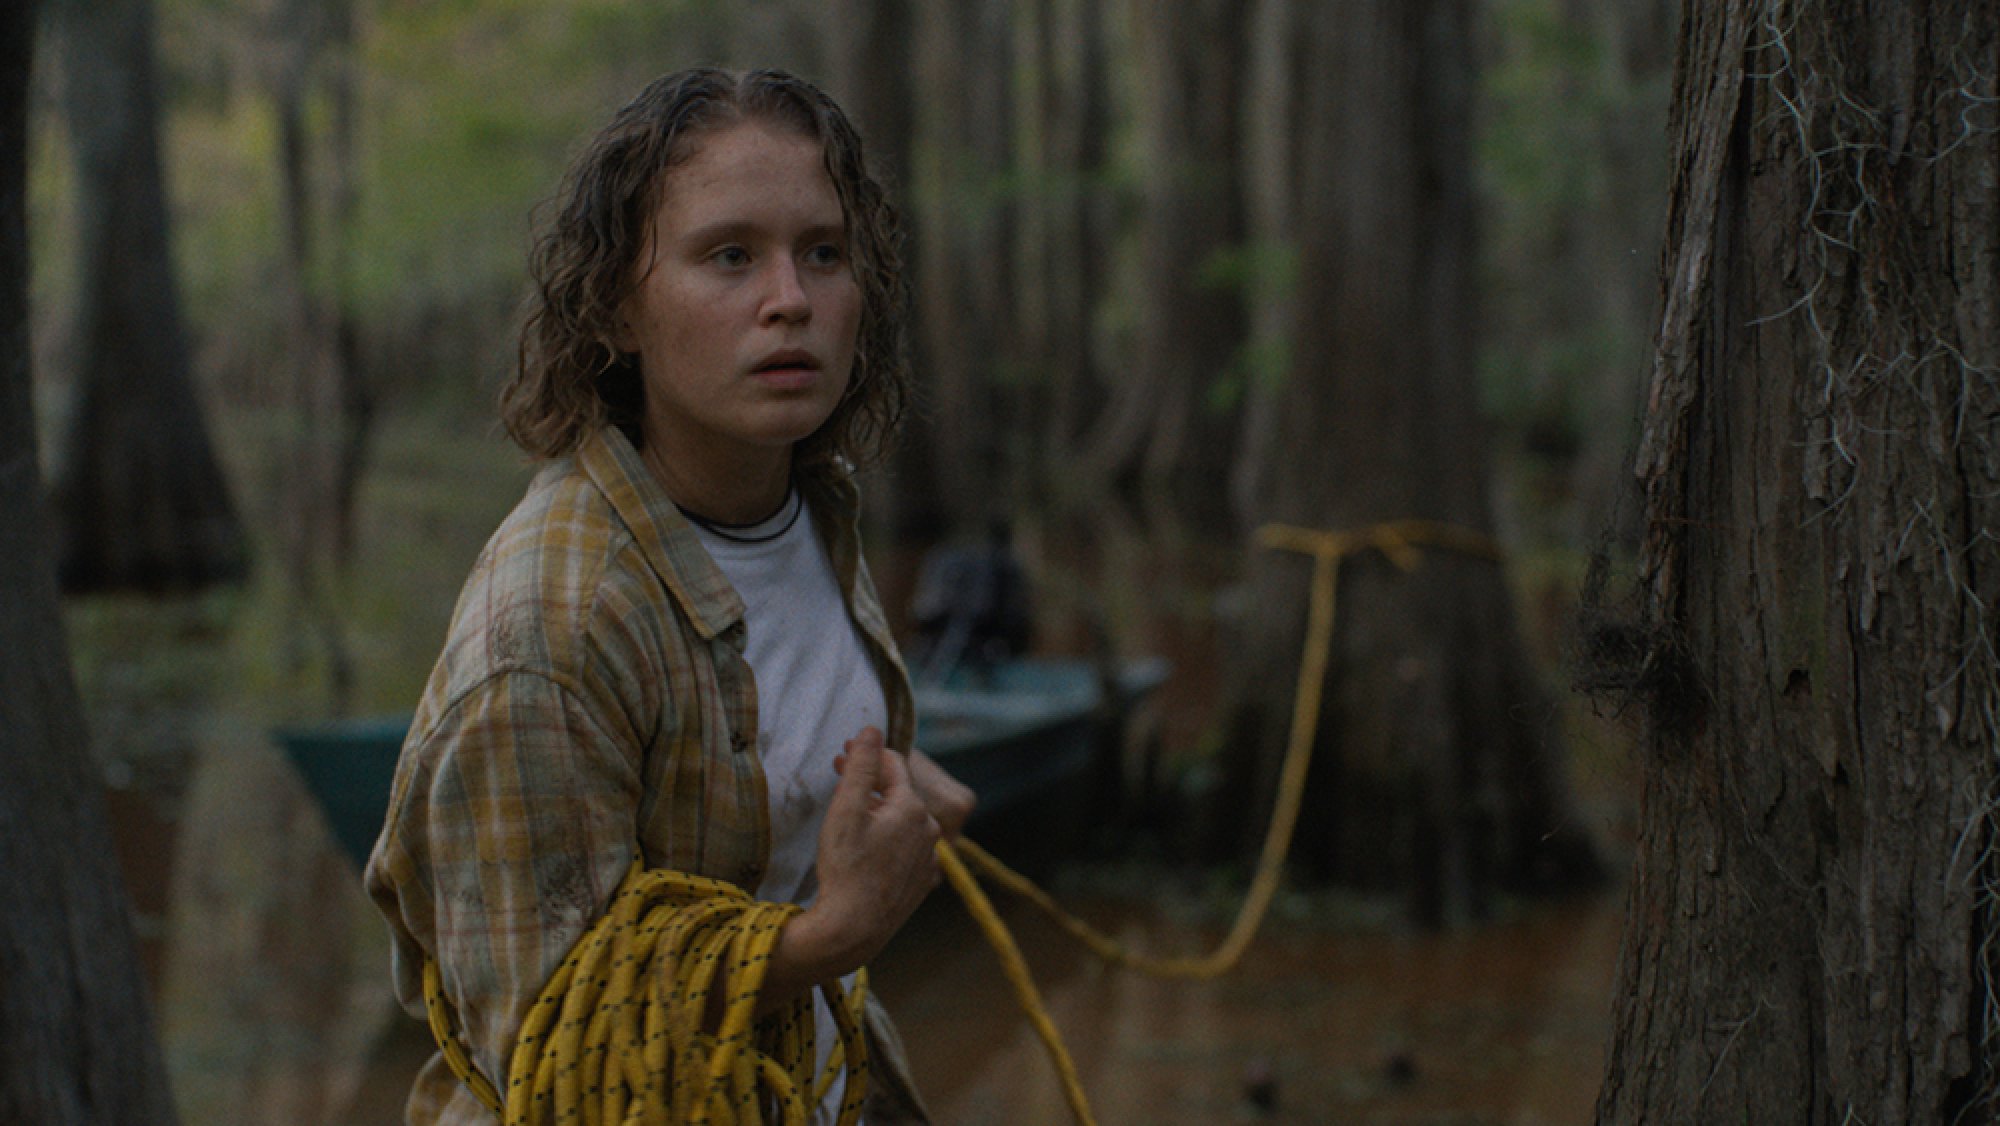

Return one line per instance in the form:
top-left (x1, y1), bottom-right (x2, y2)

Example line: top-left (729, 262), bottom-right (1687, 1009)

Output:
top-left (616, 119), bottom-right (861, 478)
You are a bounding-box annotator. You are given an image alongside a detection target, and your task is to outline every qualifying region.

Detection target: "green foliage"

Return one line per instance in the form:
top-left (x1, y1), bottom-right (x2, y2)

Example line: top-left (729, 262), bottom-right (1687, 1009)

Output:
top-left (164, 97), bottom-right (283, 324)
top-left (27, 0), bottom-right (733, 405)
top-left (1195, 238), bottom-right (1297, 298)
top-left (1207, 333), bottom-right (1291, 416)
top-left (1196, 240), bottom-right (1297, 414)
top-left (349, 0), bottom-right (704, 316)
top-left (1477, 321), bottom-right (1624, 436)
top-left (1476, 0), bottom-right (1669, 455)
top-left (1480, 1), bottom-right (1607, 217)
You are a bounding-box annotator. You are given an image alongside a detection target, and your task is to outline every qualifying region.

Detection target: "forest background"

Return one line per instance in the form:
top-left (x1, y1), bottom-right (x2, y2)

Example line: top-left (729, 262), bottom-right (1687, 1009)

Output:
top-left (20, 0), bottom-right (1672, 1121)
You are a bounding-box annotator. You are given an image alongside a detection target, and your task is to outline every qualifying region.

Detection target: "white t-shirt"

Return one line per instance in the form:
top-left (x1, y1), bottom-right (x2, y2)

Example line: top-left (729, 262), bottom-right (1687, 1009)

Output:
top-left (689, 490), bottom-right (886, 1124)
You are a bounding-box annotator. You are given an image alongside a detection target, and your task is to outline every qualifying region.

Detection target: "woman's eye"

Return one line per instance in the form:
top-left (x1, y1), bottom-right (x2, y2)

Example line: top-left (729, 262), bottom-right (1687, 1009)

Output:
top-left (805, 243), bottom-right (844, 268)
top-left (711, 246), bottom-right (750, 269)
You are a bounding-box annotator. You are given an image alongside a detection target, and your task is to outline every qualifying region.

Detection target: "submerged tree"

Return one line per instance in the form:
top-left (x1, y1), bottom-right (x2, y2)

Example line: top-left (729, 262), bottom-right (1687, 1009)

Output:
top-left (1220, 0), bottom-right (1601, 924)
top-left (47, 0), bottom-right (246, 593)
top-left (1594, 1), bottom-right (1999, 1120)
top-left (0, 3), bottom-right (181, 1121)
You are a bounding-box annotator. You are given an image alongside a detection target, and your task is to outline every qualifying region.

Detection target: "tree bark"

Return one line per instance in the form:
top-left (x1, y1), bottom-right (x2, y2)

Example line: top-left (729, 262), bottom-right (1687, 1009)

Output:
top-left (822, 0), bottom-right (949, 541)
top-left (267, 0), bottom-right (370, 711)
top-left (910, 0), bottom-right (1017, 524)
top-left (1133, 0), bottom-right (1248, 517)
top-left (1220, 0), bottom-right (1601, 924)
top-left (47, 0), bottom-right (247, 594)
top-left (1596, 1), bottom-right (2000, 1120)
top-left (1035, 0), bottom-right (1112, 494)
top-left (0, 3), bottom-right (181, 1120)
top-left (1229, 0), bottom-right (1305, 525)
top-left (1075, 0), bottom-right (1249, 520)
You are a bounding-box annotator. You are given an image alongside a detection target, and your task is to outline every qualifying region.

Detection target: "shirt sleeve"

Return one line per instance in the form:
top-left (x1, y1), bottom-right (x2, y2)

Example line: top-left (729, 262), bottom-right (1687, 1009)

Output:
top-left (369, 668), bottom-right (644, 1090)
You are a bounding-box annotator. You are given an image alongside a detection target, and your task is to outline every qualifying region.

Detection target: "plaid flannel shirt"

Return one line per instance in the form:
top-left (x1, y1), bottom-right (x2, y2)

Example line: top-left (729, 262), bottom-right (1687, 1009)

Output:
top-left (364, 425), bottom-right (927, 1124)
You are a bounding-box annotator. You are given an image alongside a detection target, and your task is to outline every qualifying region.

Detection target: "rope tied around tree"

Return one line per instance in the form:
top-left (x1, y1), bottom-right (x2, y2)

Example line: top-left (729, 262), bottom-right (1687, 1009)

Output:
top-left (935, 518), bottom-right (1505, 1124)
top-left (421, 518), bottom-right (1504, 1126)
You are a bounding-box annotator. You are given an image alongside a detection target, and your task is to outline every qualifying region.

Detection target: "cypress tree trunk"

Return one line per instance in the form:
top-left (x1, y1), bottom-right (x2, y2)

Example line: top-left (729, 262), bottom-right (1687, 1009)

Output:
top-left (824, 0), bottom-right (945, 540)
top-left (1221, 0), bottom-right (1601, 923)
top-left (1073, 0), bottom-right (1249, 519)
top-left (1229, 0), bottom-right (1303, 523)
top-left (0, 4), bottom-right (181, 1119)
top-left (1595, 2), bottom-right (2000, 1120)
top-left (1035, 0), bottom-right (1112, 494)
top-left (910, 0), bottom-right (1018, 522)
top-left (47, 0), bottom-right (246, 593)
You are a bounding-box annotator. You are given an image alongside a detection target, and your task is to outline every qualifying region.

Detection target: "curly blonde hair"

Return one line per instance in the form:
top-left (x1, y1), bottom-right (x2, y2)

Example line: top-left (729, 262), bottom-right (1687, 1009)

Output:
top-left (500, 68), bottom-right (909, 473)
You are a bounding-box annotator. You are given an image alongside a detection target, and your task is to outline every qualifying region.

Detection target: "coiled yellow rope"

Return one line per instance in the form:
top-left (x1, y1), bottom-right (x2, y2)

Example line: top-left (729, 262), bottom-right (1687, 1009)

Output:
top-left (423, 862), bottom-right (869, 1125)
top-left (422, 519), bottom-right (1500, 1126)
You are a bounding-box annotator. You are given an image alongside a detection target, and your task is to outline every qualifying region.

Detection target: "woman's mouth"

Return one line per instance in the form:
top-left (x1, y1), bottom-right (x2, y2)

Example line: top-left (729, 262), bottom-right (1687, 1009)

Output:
top-left (751, 351), bottom-right (820, 388)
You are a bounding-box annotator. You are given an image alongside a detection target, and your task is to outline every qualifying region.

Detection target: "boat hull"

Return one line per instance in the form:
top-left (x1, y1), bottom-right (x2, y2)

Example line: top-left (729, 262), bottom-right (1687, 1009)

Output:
top-left (278, 657), bottom-right (1168, 870)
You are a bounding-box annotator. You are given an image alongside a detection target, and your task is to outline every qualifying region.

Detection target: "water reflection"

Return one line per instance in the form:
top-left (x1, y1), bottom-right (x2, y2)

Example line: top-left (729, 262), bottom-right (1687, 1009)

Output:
top-left (873, 880), bottom-right (1622, 1124)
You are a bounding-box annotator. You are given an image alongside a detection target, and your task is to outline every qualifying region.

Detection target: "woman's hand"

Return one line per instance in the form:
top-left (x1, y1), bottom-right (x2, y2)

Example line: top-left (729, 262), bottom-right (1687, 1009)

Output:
top-left (745, 729), bottom-right (979, 1016)
top-left (791, 727), bottom-right (943, 976)
top-left (835, 733), bottom-right (977, 841)
top-left (903, 748), bottom-right (977, 841)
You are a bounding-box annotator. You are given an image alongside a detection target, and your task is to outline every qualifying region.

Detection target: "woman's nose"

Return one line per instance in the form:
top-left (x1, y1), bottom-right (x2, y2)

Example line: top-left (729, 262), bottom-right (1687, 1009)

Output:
top-left (762, 258), bottom-right (811, 324)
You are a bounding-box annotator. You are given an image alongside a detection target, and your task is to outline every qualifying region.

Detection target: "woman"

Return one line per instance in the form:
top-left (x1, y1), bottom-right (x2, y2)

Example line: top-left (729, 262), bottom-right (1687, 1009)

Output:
top-left (366, 68), bottom-right (970, 1125)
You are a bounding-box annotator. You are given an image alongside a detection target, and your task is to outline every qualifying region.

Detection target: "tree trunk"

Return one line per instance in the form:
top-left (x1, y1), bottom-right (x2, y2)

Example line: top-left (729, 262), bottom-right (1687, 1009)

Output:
top-left (910, 0), bottom-right (1017, 525)
top-left (1219, 0), bottom-right (1601, 924)
top-left (1133, 0), bottom-right (1249, 518)
top-left (0, 4), bottom-right (181, 1119)
top-left (47, 0), bottom-right (247, 593)
top-left (1036, 0), bottom-right (1112, 494)
top-left (267, 0), bottom-right (370, 712)
top-left (1595, 1), bottom-right (2000, 1120)
top-left (1075, 0), bottom-right (1249, 520)
top-left (822, 0), bottom-right (948, 542)
top-left (1229, 0), bottom-right (1305, 525)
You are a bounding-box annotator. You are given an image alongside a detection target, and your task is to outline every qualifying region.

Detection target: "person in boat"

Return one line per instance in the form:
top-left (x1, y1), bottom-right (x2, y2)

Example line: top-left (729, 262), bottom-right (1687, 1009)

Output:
top-left (364, 67), bottom-right (973, 1125)
top-left (908, 517), bottom-right (1034, 684)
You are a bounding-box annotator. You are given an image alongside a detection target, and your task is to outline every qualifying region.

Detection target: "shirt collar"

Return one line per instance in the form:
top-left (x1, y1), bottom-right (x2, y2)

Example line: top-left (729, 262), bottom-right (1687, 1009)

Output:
top-left (577, 425), bottom-right (745, 640)
top-left (576, 427), bottom-right (868, 642)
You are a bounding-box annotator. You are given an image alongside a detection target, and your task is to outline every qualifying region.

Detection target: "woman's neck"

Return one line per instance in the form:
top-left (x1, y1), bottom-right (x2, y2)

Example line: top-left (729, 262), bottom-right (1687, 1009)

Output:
top-left (638, 434), bottom-right (794, 526)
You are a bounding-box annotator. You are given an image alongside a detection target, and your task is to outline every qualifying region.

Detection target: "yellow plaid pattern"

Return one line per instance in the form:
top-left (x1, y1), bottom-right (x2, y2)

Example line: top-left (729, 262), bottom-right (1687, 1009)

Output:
top-left (364, 426), bottom-right (922, 1124)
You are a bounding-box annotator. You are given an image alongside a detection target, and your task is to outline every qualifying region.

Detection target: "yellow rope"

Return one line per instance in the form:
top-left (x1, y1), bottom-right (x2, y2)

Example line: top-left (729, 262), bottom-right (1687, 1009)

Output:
top-left (934, 518), bottom-right (1504, 1125)
top-left (419, 518), bottom-right (1502, 1126)
top-left (422, 861), bottom-right (869, 1125)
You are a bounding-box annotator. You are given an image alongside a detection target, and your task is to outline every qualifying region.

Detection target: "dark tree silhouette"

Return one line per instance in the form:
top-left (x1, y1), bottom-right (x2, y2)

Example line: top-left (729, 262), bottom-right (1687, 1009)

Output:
top-left (0, 2), bottom-right (181, 1120)
top-left (47, 0), bottom-right (246, 593)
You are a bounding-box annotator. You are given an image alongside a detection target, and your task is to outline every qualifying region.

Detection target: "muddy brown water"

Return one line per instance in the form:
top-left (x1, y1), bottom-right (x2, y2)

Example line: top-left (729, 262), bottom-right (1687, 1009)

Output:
top-left (871, 879), bottom-right (1621, 1125)
top-left (107, 735), bottom-right (1620, 1125)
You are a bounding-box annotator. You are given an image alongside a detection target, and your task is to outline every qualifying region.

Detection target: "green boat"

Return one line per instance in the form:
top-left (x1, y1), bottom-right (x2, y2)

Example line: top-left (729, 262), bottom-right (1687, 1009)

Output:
top-left (278, 656), bottom-right (1169, 869)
